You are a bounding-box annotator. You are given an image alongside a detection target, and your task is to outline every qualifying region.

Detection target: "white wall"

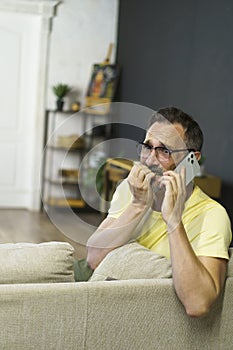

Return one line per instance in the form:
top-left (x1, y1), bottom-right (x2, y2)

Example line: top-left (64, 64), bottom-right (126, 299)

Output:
top-left (47, 0), bottom-right (119, 110)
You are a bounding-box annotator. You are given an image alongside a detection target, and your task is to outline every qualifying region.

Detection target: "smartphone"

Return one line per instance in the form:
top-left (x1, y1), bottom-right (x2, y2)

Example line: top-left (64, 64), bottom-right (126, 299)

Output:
top-left (175, 151), bottom-right (200, 186)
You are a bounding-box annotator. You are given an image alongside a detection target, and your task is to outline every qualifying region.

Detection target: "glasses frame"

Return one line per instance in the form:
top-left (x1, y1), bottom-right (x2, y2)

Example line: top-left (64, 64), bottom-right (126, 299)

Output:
top-left (136, 142), bottom-right (195, 161)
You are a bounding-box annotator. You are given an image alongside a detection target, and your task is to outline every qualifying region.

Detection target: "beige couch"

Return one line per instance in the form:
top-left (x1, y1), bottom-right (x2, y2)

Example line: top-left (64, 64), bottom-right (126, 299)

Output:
top-left (0, 244), bottom-right (232, 350)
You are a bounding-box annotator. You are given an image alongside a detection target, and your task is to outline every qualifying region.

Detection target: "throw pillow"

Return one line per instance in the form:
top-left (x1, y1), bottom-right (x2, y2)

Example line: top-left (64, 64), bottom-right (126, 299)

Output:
top-left (89, 242), bottom-right (172, 281)
top-left (0, 242), bottom-right (75, 284)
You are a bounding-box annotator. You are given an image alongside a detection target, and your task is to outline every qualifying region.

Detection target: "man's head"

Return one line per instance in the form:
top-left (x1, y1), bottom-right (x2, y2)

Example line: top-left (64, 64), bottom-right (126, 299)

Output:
top-left (138, 106), bottom-right (203, 173)
top-left (150, 106), bottom-right (203, 152)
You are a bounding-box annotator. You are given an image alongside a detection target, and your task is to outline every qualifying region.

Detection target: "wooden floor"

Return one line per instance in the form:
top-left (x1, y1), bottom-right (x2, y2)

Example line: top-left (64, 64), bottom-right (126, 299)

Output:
top-left (0, 209), bottom-right (103, 260)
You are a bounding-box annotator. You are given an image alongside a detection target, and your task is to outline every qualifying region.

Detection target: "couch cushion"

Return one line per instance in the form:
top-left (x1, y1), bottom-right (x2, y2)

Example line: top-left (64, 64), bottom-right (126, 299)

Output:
top-left (89, 242), bottom-right (172, 281)
top-left (0, 242), bottom-right (75, 284)
top-left (227, 248), bottom-right (233, 277)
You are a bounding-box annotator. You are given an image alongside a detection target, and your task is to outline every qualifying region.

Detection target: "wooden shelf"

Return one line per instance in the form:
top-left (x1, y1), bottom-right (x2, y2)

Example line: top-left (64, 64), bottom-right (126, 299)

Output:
top-left (42, 108), bottom-right (112, 212)
top-left (44, 178), bottom-right (79, 186)
top-left (48, 110), bottom-right (77, 114)
top-left (47, 145), bottom-right (85, 152)
top-left (46, 197), bottom-right (86, 208)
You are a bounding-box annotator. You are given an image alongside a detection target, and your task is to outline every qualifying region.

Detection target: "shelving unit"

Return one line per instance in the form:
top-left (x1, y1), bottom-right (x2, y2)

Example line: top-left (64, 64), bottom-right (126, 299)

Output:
top-left (41, 109), bottom-right (111, 212)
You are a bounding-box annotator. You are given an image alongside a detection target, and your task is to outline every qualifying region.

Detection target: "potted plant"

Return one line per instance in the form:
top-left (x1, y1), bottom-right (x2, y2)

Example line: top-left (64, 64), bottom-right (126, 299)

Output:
top-left (52, 83), bottom-right (71, 111)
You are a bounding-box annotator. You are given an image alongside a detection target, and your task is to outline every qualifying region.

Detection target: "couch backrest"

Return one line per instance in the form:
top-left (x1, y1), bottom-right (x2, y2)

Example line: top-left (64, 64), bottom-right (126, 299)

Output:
top-left (227, 248), bottom-right (233, 277)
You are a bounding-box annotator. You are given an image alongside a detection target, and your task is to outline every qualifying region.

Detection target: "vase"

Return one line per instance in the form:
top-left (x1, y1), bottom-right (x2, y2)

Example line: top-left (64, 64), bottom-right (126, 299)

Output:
top-left (56, 99), bottom-right (64, 111)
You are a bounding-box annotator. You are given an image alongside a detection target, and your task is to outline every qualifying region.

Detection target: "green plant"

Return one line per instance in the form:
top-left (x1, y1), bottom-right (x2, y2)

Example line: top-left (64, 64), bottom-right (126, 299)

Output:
top-left (198, 154), bottom-right (206, 166)
top-left (52, 83), bottom-right (71, 100)
top-left (96, 162), bottom-right (106, 196)
top-left (82, 160), bottom-right (106, 197)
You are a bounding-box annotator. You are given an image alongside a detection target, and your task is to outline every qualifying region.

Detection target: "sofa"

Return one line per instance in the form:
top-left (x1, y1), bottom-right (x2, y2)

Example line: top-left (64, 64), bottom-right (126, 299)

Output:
top-left (0, 243), bottom-right (232, 350)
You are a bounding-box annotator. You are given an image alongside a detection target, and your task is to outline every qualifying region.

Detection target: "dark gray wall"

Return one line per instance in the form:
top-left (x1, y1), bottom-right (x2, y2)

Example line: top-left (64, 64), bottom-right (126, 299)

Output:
top-left (115, 0), bottom-right (233, 222)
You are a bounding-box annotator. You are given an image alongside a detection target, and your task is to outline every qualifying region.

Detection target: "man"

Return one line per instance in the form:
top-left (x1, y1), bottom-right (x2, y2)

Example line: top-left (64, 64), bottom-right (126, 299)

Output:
top-left (86, 107), bottom-right (232, 317)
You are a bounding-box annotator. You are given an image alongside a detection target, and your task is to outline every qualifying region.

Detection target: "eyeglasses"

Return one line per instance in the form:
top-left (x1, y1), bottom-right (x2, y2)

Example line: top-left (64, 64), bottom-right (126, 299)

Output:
top-left (136, 142), bottom-right (195, 162)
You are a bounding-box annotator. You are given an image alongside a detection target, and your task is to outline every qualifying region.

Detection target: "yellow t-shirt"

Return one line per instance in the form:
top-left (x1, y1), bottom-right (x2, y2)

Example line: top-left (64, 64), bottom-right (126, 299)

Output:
top-left (108, 179), bottom-right (232, 260)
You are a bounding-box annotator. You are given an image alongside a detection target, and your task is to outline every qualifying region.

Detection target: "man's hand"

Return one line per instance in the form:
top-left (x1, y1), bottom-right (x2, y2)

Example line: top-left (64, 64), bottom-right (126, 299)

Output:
top-left (159, 166), bottom-right (187, 232)
top-left (87, 163), bottom-right (156, 269)
top-left (127, 162), bottom-right (155, 208)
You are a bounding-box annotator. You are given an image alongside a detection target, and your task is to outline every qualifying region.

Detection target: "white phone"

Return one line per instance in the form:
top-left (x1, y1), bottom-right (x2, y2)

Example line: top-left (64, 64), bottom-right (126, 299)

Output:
top-left (175, 151), bottom-right (200, 186)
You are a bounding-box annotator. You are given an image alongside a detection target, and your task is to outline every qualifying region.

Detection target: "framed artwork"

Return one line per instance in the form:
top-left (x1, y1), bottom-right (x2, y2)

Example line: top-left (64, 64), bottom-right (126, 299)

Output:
top-left (85, 63), bottom-right (120, 114)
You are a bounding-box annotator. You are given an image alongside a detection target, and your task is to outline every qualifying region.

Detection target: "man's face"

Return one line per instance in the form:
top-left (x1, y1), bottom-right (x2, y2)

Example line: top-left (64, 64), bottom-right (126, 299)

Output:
top-left (141, 122), bottom-right (187, 188)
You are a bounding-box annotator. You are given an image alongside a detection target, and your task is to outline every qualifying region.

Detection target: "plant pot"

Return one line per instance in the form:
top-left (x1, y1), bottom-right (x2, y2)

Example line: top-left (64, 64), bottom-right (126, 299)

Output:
top-left (56, 99), bottom-right (64, 111)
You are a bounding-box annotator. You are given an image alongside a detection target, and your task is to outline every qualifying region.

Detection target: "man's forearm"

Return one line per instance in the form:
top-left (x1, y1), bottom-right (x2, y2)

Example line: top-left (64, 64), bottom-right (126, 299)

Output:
top-left (86, 202), bottom-right (149, 269)
top-left (87, 203), bottom-right (149, 249)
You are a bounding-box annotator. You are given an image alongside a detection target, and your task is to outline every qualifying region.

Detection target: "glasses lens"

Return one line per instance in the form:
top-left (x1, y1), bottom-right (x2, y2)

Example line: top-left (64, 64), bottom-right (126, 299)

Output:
top-left (137, 143), bottom-right (149, 158)
top-left (137, 143), bottom-right (170, 162)
top-left (157, 148), bottom-right (170, 162)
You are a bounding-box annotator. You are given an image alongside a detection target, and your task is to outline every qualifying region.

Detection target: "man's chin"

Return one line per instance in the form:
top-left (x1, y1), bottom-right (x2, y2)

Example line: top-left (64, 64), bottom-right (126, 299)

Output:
top-left (150, 176), bottom-right (162, 193)
top-left (150, 177), bottom-right (165, 211)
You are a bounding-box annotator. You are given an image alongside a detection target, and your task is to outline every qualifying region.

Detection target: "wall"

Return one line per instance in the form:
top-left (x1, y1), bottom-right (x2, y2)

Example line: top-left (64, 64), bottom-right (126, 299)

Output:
top-left (47, 0), bottom-right (119, 110)
top-left (115, 0), bottom-right (233, 222)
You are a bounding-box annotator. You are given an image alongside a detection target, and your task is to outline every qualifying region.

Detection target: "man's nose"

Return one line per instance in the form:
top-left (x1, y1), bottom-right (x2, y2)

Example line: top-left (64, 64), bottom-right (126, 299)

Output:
top-left (145, 150), bottom-right (160, 167)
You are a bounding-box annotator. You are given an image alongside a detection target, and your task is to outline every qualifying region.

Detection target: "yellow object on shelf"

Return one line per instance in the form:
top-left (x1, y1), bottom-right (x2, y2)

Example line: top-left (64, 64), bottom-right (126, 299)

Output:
top-left (71, 101), bottom-right (80, 112)
top-left (59, 168), bottom-right (79, 178)
top-left (46, 197), bottom-right (86, 208)
top-left (56, 134), bottom-right (85, 149)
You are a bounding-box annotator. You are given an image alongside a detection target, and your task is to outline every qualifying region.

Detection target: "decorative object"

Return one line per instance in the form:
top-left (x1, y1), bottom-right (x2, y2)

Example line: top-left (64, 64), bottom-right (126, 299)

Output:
top-left (58, 168), bottom-right (79, 184)
top-left (86, 63), bottom-right (120, 99)
top-left (85, 63), bottom-right (120, 114)
top-left (56, 134), bottom-right (85, 149)
top-left (52, 83), bottom-right (71, 111)
top-left (59, 168), bottom-right (79, 179)
top-left (71, 101), bottom-right (81, 112)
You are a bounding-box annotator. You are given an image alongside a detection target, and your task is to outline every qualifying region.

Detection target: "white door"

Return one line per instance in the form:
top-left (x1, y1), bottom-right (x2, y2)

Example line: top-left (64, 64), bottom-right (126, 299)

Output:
top-left (0, 11), bottom-right (42, 209)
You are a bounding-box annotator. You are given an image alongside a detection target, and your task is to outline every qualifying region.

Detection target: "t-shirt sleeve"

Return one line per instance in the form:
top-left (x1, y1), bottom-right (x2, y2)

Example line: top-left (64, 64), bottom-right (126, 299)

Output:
top-left (108, 179), bottom-right (133, 219)
top-left (191, 205), bottom-right (232, 260)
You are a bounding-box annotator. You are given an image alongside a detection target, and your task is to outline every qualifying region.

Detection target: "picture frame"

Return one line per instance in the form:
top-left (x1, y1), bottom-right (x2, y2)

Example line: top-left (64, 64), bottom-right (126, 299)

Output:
top-left (85, 63), bottom-right (120, 114)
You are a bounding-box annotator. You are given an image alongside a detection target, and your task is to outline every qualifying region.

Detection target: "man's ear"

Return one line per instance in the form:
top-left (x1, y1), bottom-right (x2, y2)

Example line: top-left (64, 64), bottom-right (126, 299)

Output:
top-left (194, 151), bottom-right (201, 162)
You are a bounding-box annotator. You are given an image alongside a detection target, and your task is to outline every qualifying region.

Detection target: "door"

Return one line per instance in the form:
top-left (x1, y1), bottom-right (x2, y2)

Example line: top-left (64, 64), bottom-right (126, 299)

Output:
top-left (0, 11), bottom-right (42, 208)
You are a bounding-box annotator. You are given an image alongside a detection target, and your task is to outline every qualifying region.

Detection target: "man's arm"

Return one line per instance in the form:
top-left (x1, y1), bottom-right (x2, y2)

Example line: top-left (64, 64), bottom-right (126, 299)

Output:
top-left (169, 222), bottom-right (227, 317)
top-left (161, 168), bottom-right (227, 317)
top-left (87, 163), bottom-right (155, 270)
top-left (87, 204), bottom-right (147, 269)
